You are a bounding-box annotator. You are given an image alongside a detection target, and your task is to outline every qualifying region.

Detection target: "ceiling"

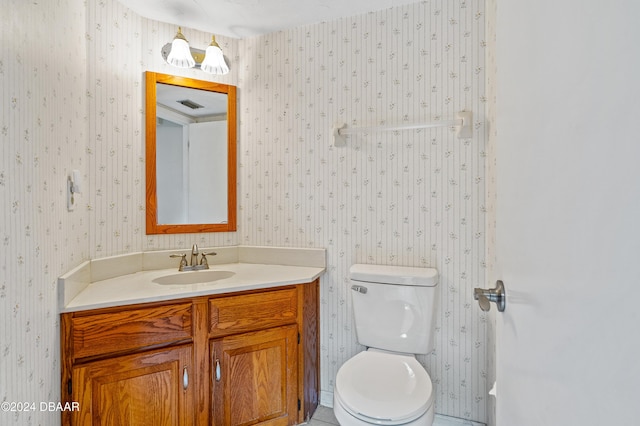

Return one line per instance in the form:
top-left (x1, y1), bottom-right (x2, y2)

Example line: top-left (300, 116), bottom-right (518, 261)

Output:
top-left (156, 83), bottom-right (228, 122)
top-left (117, 0), bottom-right (419, 39)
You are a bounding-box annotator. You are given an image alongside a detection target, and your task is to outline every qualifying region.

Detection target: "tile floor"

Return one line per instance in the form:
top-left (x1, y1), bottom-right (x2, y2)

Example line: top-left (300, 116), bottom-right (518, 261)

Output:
top-left (306, 405), bottom-right (339, 426)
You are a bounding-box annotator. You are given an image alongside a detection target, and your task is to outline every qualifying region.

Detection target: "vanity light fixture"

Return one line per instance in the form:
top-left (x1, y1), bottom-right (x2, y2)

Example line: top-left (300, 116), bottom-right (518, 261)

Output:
top-left (162, 28), bottom-right (230, 75)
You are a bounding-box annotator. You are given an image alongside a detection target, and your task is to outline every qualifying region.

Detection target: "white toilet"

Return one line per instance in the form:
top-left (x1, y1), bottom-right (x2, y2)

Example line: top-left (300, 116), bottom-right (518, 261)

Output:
top-left (333, 264), bottom-right (439, 426)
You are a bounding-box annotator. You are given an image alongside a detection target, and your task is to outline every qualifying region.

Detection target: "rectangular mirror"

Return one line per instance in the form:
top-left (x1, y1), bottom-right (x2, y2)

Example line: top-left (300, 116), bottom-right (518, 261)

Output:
top-left (145, 72), bottom-right (237, 234)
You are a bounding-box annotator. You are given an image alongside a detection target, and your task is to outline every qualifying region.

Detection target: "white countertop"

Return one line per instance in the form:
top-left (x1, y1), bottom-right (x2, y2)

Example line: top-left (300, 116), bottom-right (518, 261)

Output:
top-left (59, 246), bottom-right (326, 313)
top-left (62, 263), bottom-right (324, 312)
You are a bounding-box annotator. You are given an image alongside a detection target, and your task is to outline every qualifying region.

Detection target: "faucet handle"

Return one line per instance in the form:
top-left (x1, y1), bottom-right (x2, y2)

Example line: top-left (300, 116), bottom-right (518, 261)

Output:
top-left (200, 251), bottom-right (217, 268)
top-left (170, 253), bottom-right (188, 270)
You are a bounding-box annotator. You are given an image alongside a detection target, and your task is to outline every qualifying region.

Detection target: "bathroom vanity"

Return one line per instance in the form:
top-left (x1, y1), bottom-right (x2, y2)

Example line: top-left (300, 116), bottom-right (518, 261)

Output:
top-left (58, 246), bottom-right (324, 426)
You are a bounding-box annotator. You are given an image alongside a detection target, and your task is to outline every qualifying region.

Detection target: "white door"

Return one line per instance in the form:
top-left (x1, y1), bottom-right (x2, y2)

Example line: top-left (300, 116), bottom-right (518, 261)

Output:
top-left (494, 1), bottom-right (640, 424)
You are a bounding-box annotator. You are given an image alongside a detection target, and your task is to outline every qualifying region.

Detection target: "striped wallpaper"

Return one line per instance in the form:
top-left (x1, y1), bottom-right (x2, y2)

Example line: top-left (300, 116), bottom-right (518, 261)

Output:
top-left (86, 0), bottom-right (241, 257)
top-left (0, 0), bottom-right (88, 424)
top-left (239, 1), bottom-right (488, 421)
top-left (1, 0), bottom-right (489, 424)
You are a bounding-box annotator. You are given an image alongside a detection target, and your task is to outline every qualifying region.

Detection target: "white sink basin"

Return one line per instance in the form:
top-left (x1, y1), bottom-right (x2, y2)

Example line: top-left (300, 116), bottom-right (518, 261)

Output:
top-left (152, 270), bottom-right (235, 285)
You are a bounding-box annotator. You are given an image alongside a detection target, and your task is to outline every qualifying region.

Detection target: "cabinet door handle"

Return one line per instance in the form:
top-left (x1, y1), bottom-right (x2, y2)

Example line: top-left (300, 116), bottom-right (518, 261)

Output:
top-left (215, 359), bottom-right (221, 382)
top-left (183, 366), bottom-right (189, 390)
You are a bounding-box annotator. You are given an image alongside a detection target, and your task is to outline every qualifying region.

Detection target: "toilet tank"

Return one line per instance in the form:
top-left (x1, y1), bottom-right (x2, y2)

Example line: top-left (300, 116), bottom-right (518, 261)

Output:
top-left (350, 264), bottom-right (439, 355)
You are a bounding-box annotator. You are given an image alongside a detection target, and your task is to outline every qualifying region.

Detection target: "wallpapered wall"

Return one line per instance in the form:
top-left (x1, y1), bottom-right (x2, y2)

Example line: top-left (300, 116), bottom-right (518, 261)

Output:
top-left (0, 1), bottom-right (88, 424)
top-left (0, 1), bottom-right (240, 423)
top-left (239, 1), bottom-right (488, 421)
top-left (85, 0), bottom-right (241, 256)
top-left (1, 0), bottom-right (489, 424)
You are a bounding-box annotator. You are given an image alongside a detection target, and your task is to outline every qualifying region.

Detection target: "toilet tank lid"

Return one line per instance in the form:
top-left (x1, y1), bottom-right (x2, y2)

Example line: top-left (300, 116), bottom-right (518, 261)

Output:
top-left (350, 264), bottom-right (438, 287)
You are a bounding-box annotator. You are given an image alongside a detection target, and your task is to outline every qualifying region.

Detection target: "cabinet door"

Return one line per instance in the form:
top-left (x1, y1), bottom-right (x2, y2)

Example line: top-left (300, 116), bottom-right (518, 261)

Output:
top-left (72, 345), bottom-right (194, 426)
top-left (211, 325), bottom-right (298, 426)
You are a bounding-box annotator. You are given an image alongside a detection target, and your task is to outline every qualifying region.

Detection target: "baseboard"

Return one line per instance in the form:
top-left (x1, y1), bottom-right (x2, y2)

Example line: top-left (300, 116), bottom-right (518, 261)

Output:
top-left (433, 414), bottom-right (486, 426)
top-left (320, 390), bottom-right (334, 408)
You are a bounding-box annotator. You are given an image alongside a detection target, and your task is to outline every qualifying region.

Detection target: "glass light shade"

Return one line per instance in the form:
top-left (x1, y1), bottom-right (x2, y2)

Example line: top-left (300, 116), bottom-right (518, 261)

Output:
top-left (201, 37), bottom-right (229, 75)
top-left (167, 29), bottom-right (195, 68)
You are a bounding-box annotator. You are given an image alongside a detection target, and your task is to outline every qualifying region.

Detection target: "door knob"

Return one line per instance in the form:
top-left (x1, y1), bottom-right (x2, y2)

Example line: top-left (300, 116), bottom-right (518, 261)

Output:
top-left (474, 280), bottom-right (506, 312)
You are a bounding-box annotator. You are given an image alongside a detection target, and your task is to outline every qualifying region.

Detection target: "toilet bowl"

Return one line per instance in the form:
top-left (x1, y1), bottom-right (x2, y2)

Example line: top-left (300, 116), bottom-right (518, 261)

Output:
top-left (333, 264), bottom-right (439, 426)
top-left (333, 349), bottom-right (434, 426)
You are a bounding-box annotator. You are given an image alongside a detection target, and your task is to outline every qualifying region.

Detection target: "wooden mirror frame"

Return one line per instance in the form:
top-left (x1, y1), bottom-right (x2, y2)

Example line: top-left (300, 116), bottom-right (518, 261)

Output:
top-left (145, 72), bottom-right (237, 234)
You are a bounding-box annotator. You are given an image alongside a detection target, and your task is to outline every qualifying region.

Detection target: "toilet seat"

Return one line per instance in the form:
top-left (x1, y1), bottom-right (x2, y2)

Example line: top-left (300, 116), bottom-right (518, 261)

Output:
top-left (335, 350), bottom-right (433, 425)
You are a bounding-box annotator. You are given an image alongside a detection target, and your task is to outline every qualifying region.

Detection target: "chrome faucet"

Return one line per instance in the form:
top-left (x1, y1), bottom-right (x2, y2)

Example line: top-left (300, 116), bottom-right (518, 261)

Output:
top-left (170, 244), bottom-right (217, 271)
top-left (190, 244), bottom-right (199, 267)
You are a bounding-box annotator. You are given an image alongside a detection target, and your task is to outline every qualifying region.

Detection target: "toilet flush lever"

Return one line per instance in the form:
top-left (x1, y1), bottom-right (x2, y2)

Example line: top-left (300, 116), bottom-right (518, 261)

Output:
top-left (474, 280), bottom-right (506, 312)
top-left (351, 285), bottom-right (368, 294)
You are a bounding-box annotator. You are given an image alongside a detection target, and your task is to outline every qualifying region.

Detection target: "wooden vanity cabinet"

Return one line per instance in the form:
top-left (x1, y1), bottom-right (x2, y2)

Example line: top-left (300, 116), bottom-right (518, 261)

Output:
top-left (211, 325), bottom-right (298, 426)
top-left (60, 302), bottom-right (196, 425)
top-left (60, 281), bottom-right (319, 426)
top-left (72, 345), bottom-right (195, 425)
top-left (208, 288), bottom-right (300, 425)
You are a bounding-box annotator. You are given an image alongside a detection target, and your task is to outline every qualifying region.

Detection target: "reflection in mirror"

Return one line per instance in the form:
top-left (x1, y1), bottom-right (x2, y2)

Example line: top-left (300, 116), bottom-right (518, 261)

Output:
top-left (156, 84), bottom-right (228, 224)
top-left (146, 72), bottom-right (237, 234)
